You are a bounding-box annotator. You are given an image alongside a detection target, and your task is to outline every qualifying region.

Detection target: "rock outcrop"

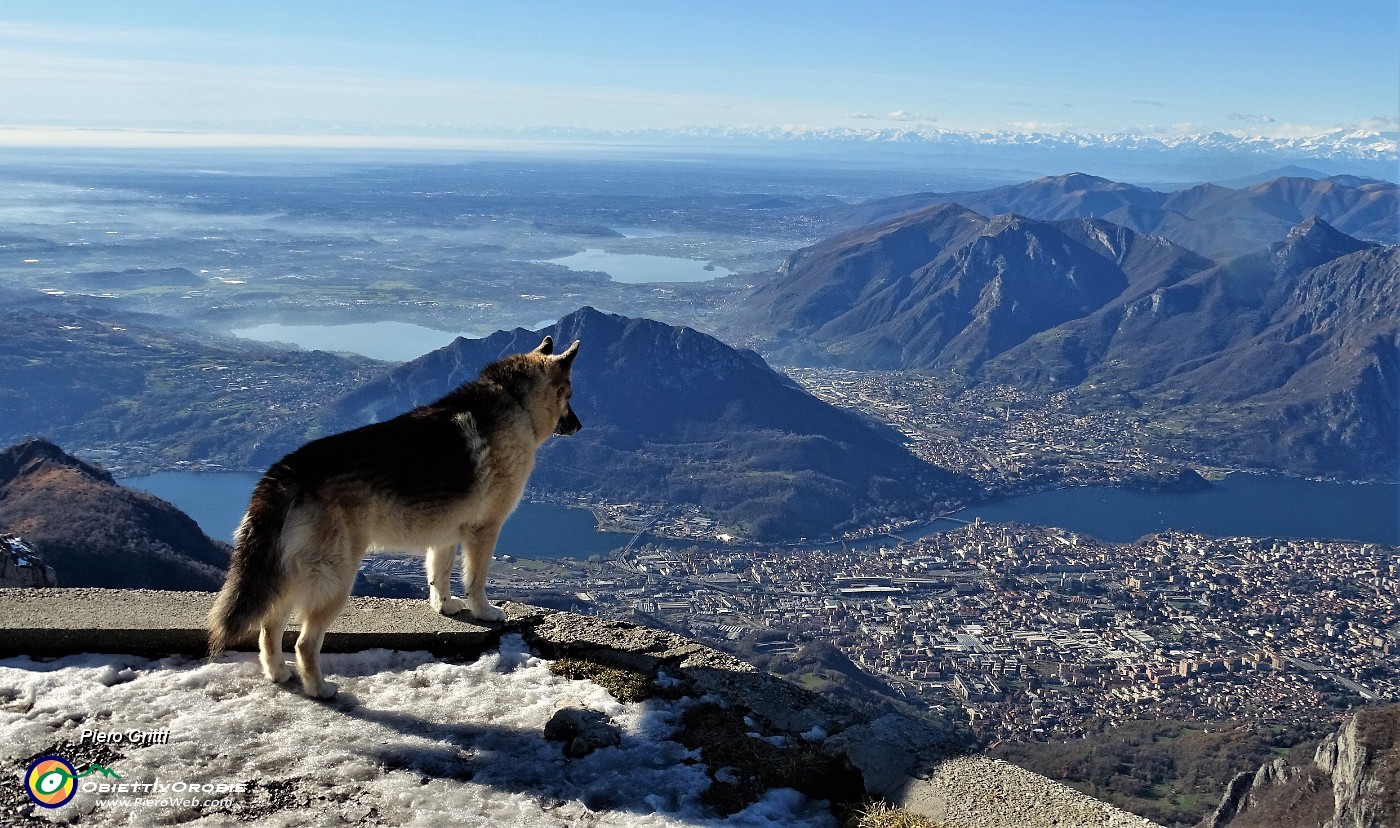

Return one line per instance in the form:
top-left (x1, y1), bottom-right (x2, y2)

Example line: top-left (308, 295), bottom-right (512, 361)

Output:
top-left (1200, 705), bottom-right (1400, 828)
top-left (0, 535), bottom-right (57, 587)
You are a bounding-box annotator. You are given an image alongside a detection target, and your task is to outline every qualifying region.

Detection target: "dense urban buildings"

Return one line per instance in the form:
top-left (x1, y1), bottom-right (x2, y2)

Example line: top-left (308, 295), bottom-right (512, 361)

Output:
top-left (364, 521), bottom-right (1398, 744)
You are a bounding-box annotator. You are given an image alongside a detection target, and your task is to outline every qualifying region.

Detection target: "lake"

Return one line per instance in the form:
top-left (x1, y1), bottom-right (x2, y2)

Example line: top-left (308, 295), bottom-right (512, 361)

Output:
top-left (230, 320), bottom-right (474, 362)
top-left (544, 248), bottom-right (733, 283)
top-left (920, 473), bottom-right (1399, 546)
top-left (120, 471), bottom-right (631, 559)
top-left (120, 471), bottom-right (1399, 558)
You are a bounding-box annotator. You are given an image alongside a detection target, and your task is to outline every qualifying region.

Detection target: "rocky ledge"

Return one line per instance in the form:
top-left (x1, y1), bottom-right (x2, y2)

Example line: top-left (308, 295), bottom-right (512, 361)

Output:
top-left (0, 588), bottom-right (1162, 827)
top-left (1201, 704), bottom-right (1399, 828)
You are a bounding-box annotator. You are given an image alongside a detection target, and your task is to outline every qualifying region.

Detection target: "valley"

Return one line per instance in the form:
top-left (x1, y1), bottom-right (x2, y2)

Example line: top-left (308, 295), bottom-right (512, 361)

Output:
top-left (2, 154), bottom-right (1395, 542)
top-left (2, 151), bottom-right (1396, 828)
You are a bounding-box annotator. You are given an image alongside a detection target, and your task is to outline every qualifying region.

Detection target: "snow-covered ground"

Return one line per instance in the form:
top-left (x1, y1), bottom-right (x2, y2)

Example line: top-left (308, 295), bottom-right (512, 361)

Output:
top-left (1, 636), bottom-right (835, 827)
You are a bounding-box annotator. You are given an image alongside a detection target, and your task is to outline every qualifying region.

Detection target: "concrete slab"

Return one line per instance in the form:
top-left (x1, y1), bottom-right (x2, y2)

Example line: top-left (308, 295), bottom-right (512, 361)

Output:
top-left (0, 587), bottom-right (503, 659)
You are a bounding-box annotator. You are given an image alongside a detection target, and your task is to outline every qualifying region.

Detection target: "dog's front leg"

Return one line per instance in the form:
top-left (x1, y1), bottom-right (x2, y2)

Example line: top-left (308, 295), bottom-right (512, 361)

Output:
top-left (461, 524), bottom-right (506, 622)
top-left (426, 544), bottom-right (466, 615)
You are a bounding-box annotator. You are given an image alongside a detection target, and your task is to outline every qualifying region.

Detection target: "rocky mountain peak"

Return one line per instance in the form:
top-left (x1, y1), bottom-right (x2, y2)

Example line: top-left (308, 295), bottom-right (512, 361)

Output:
top-left (0, 437), bottom-right (116, 488)
top-left (1271, 216), bottom-right (1373, 277)
top-left (981, 212), bottom-right (1032, 236)
top-left (316, 309), bottom-right (969, 541)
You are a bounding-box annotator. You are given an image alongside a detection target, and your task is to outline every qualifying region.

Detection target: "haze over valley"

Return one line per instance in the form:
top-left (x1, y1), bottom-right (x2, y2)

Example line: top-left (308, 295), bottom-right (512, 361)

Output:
top-left (3, 148), bottom-right (1397, 828)
top-left (3, 154), bottom-right (1394, 521)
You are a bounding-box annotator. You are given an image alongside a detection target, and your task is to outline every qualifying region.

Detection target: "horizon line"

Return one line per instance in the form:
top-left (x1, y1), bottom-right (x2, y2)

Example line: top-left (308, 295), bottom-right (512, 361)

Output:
top-left (0, 124), bottom-right (1395, 155)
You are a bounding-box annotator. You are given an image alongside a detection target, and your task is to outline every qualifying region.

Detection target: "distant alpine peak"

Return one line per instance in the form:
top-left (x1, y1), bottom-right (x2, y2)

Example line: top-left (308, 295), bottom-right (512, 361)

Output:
top-left (632, 125), bottom-right (1399, 162)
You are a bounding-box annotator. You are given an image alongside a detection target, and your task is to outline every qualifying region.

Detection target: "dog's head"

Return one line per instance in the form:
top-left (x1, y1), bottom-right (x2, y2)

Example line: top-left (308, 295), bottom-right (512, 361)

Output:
top-left (529, 336), bottom-right (582, 438)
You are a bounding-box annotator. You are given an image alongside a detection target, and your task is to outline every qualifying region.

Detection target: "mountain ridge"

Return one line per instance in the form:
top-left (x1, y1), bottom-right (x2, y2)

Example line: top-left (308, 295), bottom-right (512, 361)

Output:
top-left (742, 198), bottom-right (1396, 479)
top-left (825, 173), bottom-right (1397, 258)
top-left (983, 222), bottom-right (1397, 478)
top-left (748, 206), bottom-right (1215, 372)
top-left (0, 438), bottom-right (231, 590)
top-left (296, 307), bottom-right (971, 540)
top-left (508, 124), bottom-right (1399, 164)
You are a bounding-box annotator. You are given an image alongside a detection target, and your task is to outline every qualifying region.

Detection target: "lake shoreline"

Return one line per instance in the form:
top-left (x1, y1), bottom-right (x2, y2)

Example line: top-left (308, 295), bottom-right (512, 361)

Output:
top-left (120, 468), bottom-right (1399, 558)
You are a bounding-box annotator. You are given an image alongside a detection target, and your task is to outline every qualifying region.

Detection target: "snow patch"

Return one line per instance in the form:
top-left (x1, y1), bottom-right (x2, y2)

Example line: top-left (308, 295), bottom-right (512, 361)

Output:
top-left (0, 635), bottom-right (835, 826)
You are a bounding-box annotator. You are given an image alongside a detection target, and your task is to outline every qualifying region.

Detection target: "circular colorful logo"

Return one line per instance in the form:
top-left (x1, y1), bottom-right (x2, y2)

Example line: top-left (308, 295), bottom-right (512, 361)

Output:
top-left (25, 755), bottom-right (77, 809)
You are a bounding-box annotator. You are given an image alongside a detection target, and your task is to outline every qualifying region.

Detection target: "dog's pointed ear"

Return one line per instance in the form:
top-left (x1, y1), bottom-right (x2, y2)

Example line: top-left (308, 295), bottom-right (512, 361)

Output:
top-left (555, 340), bottom-right (580, 370)
top-left (533, 336), bottom-right (554, 355)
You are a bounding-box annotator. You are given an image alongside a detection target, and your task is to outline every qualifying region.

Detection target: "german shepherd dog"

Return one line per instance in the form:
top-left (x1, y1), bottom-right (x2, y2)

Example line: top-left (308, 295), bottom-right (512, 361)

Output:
top-left (208, 337), bottom-right (581, 698)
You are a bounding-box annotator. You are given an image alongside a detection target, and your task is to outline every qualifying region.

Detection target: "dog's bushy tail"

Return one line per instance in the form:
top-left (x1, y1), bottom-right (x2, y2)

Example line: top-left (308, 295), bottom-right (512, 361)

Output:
top-left (207, 472), bottom-right (296, 657)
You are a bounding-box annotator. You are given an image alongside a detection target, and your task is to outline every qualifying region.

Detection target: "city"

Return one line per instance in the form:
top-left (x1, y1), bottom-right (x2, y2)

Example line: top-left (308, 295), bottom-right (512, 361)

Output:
top-left (367, 519), bottom-right (1398, 745)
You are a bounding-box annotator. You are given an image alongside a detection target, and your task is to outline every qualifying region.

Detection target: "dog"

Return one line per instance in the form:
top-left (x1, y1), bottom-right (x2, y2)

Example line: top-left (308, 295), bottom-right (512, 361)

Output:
top-left (208, 336), bottom-right (581, 698)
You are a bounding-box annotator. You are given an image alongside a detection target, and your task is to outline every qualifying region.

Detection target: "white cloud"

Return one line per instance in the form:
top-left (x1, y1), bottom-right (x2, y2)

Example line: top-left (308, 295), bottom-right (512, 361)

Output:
top-left (1005, 120), bottom-right (1072, 134)
top-left (848, 110), bottom-right (934, 123)
top-left (1354, 116), bottom-right (1400, 131)
top-left (1226, 112), bottom-right (1277, 124)
top-left (886, 109), bottom-right (931, 122)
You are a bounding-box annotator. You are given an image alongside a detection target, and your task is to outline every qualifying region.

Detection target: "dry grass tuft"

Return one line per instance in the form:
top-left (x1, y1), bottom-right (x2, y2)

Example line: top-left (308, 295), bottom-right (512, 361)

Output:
top-left (547, 657), bottom-right (654, 703)
top-left (848, 798), bottom-right (944, 828)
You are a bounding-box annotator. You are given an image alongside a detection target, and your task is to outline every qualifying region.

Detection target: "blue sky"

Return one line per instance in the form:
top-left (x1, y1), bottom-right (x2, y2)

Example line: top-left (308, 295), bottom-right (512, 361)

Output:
top-left (1, 1), bottom-right (1395, 146)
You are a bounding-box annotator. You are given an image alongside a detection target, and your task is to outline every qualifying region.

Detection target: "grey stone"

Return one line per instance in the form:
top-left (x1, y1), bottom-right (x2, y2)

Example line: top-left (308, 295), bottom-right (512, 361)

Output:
top-left (824, 712), bottom-right (961, 799)
top-left (543, 707), bottom-right (620, 758)
top-left (0, 536), bottom-right (56, 588)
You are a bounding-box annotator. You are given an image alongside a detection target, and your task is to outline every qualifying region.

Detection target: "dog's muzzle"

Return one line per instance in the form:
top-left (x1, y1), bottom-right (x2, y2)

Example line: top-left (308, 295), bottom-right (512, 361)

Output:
top-left (555, 405), bottom-right (582, 436)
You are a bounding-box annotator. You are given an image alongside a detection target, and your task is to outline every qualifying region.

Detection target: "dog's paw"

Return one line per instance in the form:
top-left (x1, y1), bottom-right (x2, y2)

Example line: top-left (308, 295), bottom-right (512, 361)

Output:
top-left (469, 602), bottom-right (507, 623)
top-left (264, 663), bottom-right (293, 684)
top-left (433, 597), bottom-right (466, 616)
top-left (306, 680), bottom-right (339, 700)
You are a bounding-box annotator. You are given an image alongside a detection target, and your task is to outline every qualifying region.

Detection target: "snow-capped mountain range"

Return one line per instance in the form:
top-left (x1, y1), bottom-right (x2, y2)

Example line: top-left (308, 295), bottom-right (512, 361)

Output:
top-left (436, 123), bottom-right (1399, 180)
top-left (553, 125), bottom-right (1398, 162)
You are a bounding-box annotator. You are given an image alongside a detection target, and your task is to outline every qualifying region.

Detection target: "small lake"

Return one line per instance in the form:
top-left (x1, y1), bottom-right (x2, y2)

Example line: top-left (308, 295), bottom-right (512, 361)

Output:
top-left (230, 320), bottom-right (473, 362)
top-left (120, 472), bottom-right (630, 559)
top-left (544, 248), bottom-right (733, 283)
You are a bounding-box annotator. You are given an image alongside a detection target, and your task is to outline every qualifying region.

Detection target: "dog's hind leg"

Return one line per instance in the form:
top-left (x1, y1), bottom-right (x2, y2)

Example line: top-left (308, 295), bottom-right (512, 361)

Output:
top-left (461, 524), bottom-right (506, 622)
top-left (293, 576), bottom-right (352, 699)
top-left (289, 518), bottom-right (359, 699)
top-left (258, 600), bottom-right (295, 684)
top-left (425, 544), bottom-right (465, 616)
